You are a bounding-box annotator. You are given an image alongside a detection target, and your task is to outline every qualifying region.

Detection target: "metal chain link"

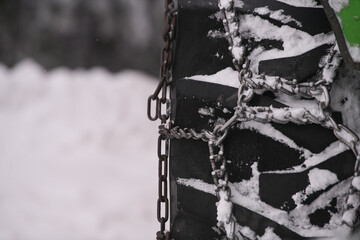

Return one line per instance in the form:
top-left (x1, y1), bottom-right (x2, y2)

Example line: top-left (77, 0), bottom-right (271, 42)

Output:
top-left (148, 0), bottom-right (176, 123)
top-left (147, 0), bottom-right (177, 239)
top-left (156, 131), bottom-right (171, 240)
top-left (208, 139), bottom-right (235, 238)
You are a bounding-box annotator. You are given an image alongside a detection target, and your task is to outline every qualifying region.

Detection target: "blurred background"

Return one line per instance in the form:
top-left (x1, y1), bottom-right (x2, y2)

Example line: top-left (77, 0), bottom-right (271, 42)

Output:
top-left (0, 0), bottom-right (163, 75)
top-left (0, 0), bottom-right (163, 239)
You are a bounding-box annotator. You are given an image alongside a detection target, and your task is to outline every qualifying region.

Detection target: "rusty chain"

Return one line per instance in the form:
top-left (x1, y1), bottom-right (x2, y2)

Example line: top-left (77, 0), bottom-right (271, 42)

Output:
top-left (147, 0), bottom-right (176, 123)
top-left (147, 0), bottom-right (177, 239)
top-left (156, 132), bottom-right (171, 240)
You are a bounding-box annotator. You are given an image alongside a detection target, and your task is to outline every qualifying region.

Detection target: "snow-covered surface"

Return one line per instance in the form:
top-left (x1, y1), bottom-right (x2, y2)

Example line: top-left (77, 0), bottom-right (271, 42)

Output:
top-left (258, 228), bottom-right (281, 240)
top-left (188, 1), bottom-right (360, 238)
top-left (234, 0), bottom-right (244, 8)
top-left (188, 64), bottom-right (360, 136)
top-left (220, 0), bottom-right (232, 9)
top-left (199, 107), bottom-right (215, 116)
top-left (291, 141), bottom-right (348, 173)
top-left (233, 163), bottom-right (260, 201)
top-left (0, 60), bottom-right (158, 240)
top-left (329, 0), bottom-right (350, 13)
top-left (241, 121), bottom-right (311, 158)
top-left (183, 42), bottom-right (360, 238)
top-left (254, 6), bottom-right (302, 27)
top-left (209, 5), bottom-right (337, 77)
top-left (321, 46), bottom-right (343, 83)
top-left (181, 67), bottom-right (360, 237)
top-left (177, 177), bottom-right (350, 237)
top-left (347, 193), bottom-right (360, 209)
top-left (238, 14), bottom-right (335, 72)
top-left (179, 164), bottom-right (350, 237)
top-left (331, 66), bottom-right (360, 135)
top-left (186, 67), bottom-right (238, 88)
top-left (236, 225), bottom-right (256, 239)
top-left (187, 63), bottom-right (360, 174)
top-left (352, 176), bottom-right (360, 190)
top-left (274, 0), bottom-right (322, 8)
top-left (217, 190), bottom-right (234, 238)
top-left (306, 168), bottom-right (339, 194)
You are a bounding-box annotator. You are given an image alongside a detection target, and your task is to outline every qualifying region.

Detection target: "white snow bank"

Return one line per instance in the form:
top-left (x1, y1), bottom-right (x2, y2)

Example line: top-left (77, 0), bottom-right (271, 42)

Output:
top-left (0, 60), bottom-right (158, 240)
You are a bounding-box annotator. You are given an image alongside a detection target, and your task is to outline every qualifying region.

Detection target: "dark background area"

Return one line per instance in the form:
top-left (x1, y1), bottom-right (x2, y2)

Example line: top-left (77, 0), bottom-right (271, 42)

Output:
top-left (0, 0), bottom-right (163, 76)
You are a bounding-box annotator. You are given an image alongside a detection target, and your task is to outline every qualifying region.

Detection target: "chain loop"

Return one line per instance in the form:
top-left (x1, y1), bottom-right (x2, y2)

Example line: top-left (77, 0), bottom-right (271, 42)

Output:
top-left (148, 95), bottom-right (160, 121)
top-left (156, 127), bottom-right (171, 240)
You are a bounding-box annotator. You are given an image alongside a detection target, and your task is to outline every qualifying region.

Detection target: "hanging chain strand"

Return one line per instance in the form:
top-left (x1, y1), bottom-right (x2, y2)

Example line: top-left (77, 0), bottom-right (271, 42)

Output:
top-left (147, 0), bottom-right (177, 239)
top-left (147, 0), bottom-right (176, 123)
top-left (156, 132), bottom-right (171, 240)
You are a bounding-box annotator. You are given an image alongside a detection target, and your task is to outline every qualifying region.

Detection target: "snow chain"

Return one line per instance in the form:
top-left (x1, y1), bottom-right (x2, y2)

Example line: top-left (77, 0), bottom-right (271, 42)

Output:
top-left (217, 2), bottom-right (360, 236)
top-left (148, 0), bottom-right (360, 239)
top-left (147, 0), bottom-right (177, 239)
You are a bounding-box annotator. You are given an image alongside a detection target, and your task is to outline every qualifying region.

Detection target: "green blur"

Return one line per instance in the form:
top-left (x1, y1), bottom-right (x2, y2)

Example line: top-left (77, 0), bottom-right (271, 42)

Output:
top-left (338, 0), bottom-right (360, 46)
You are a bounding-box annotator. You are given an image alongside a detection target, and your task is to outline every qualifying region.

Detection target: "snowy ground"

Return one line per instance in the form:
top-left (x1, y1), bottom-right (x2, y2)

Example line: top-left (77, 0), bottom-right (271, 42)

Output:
top-left (0, 60), bottom-right (159, 240)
